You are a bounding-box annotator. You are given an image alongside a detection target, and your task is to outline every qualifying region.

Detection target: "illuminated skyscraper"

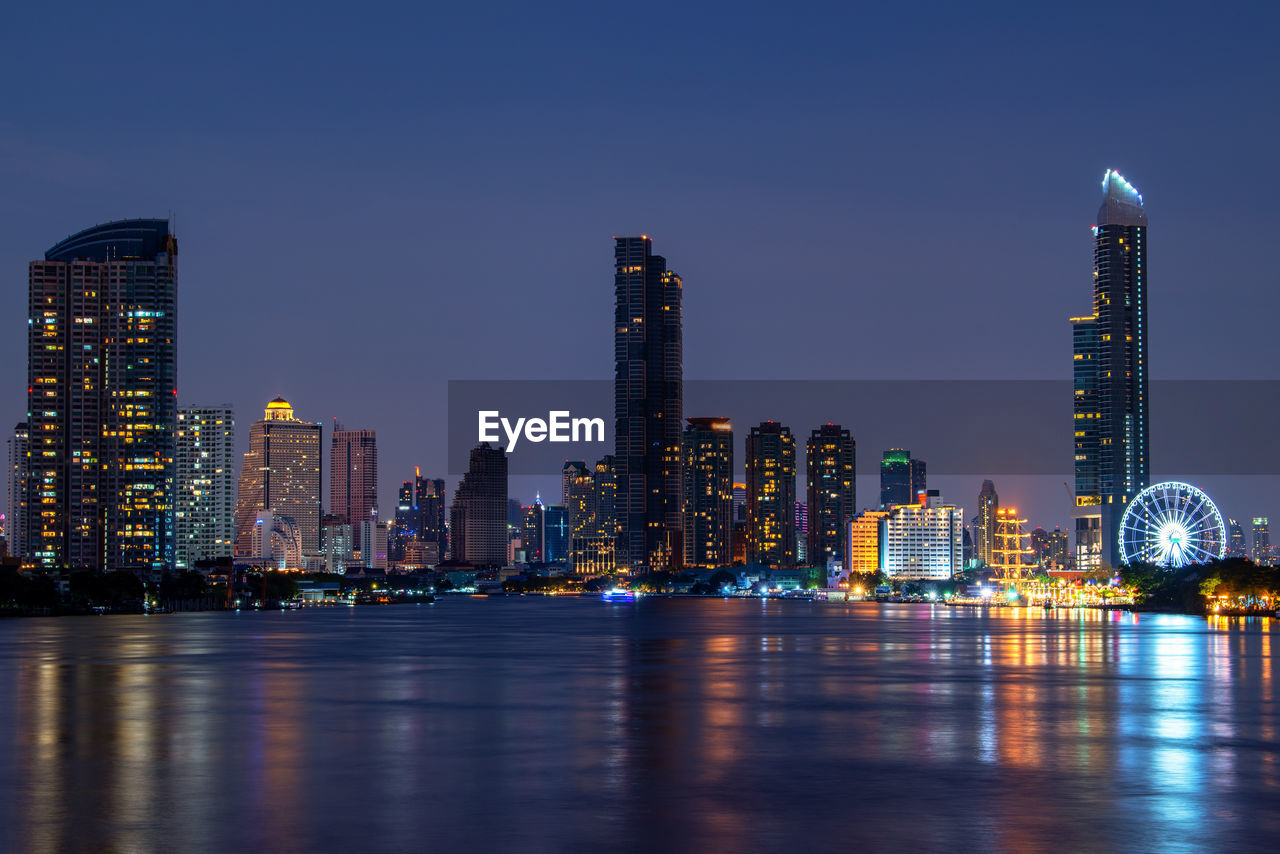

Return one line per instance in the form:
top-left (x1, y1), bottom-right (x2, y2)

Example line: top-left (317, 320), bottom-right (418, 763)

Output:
top-left (450, 443), bottom-right (508, 566)
top-left (1252, 517), bottom-right (1270, 566)
top-left (975, 480), bottom-right (999, 566)
top-left (1073, 170), bottom-right (1149, 570)
top-left (847, 510), bottom-right (889, 576)
top-left (1226, 519), bottom-right (1247, 559)
top-left (614, 236), bottom-right (683, 571)
top-left (746, 422), bottom-right (796, 567)
top-left (175, 407), bottom-right (236, 570)
top-left (330, 425), bottom-right (378, 553)
top-left (7, 423), bottom-right (29, 561)
top-left (806, 424), bottom-right (855, 568)
top-left (682, 417), bottom-right (734, 568)
top-left (26, 219), bottom-right (178, 572)
top-left (234, 398), bottom-right (322, 558)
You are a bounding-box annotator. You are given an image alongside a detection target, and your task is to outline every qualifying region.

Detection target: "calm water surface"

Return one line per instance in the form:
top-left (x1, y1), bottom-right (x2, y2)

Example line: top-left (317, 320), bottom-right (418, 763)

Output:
top-left (0, 598), bottom-right (1277, 853)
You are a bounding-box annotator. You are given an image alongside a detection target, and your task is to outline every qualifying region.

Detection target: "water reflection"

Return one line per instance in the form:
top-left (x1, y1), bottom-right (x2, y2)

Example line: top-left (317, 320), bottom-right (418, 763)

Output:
top-left (1, 603), bottom-right (1278, 853)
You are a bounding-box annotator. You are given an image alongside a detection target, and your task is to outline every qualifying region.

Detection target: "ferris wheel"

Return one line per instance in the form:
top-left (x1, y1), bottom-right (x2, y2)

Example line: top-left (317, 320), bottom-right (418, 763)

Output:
top-left (1118, 481), bottom-right (1226, 568)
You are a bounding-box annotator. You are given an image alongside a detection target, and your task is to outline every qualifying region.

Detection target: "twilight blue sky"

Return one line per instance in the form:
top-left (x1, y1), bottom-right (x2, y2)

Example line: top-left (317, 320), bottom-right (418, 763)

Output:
top-left (2, 1), bottom-right (1278, 530)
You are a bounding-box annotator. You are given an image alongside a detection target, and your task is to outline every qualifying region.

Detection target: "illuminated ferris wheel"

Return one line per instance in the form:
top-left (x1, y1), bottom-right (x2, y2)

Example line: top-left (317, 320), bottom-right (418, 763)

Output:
top-left (1118, 481), bottom-right (1226, 568)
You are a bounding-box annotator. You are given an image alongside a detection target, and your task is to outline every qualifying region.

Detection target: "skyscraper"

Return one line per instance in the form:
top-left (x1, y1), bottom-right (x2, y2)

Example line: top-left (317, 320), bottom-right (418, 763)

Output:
top-left (975, 480), bottom-right (999, 567)
top-left (175, 407), bottom-right (236, 570)
top-left (234, 397), bottom-right (322, 559)
top-left (330, 425), bottom-right (378, 553)
top-left (26, 219), bottom-right (178, 572)
top-left (1252, 517), bottom-right (1270, 566)
top-left (745, 422), bottom-right (796, 567)
top-left (806, 424), bottom-right (855, 568)
top-left (7, 423), bottom-right (29, 562)
top-left (1073, 170), bottom-right (1149, 570)
top-left (1226, 519), bottom-right (1247, 559)
top-left (682, 417), bottom-right (734, 568)
top-left (563, 461), bottom-right (595, 543)
top-left (880, 449), bottom-right (926, 509)
top-left (450, 443), bottom-right (508, 566)
top-left (614, 236), bottom-right (683, 571)
top-left (393, 469), bottom-right (447, 563)
top-left (544, 505), bottom-right (569, 563)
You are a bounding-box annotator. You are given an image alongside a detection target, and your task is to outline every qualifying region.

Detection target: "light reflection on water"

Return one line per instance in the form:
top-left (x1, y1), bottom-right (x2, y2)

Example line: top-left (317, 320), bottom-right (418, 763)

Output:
top-left (1, 600), bottom-right (1278, 853)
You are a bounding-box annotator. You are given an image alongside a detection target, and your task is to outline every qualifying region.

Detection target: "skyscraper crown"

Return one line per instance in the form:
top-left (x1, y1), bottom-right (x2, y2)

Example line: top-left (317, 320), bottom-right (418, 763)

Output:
top-left (1098, 169), bottom-right (1147, 227)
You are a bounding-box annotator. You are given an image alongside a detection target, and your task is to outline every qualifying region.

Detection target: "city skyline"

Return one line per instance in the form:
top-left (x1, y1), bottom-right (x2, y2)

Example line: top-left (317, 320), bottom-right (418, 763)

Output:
top-left (4, 4), bottom-right (1279, 537)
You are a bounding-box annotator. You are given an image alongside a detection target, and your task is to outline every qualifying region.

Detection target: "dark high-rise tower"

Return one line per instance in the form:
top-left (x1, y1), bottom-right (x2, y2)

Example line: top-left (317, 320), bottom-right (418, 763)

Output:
top-left (682, 417), bottom-right (734, 568)
top-left (975, 480), bottom-right (999, 567)
top-left (806, 424), bottom-right (855, 568)
top-left (746, 422), bottom-right (796, 567)
top-left (1072, 170), bottom-right (1149, 570)
top-left (450, 444), bottom-right (508, 567)
top-left (613, 236), bottom-right (683, 571)
top-left (27, 219), bottom-right (178, 572)
top-left (879, 449), bottom-right (925, 509)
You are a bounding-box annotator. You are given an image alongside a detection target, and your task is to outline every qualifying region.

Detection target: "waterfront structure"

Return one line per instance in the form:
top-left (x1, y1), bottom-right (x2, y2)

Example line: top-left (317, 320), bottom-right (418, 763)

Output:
top-left (991, 508), bottom-right (1032, 590)
top-left (450, 444), bottom-right (508, 566)
top-left (233, 397), bottom-right (322, 558)
top-left (26, 219), bottom-right (178, 572)
top-left (321, 513), bottom-right (353, 573)
top-left (879, 449), bottom-right (926, 509)
top-left (569, 456), bottom-right (620, 574)
top-left (360, 517), bottom-right (389, 570)
top-left (614, 236), bottom-right (683, 571)
top-left (975, 480), bottom-right (998, 566)
top-left (7, 423), bottom-right (29, 561)
top-left (330, 426), bottom-right (378, 554)
top-left (745, 422), bottom-right (796, 567)
top-left (1118, 482), bottom-right (1226, 568)
top-left (1253, 517), bottom-right (1271, 566)
top-left (682, 417), bottom-right (734, 568)
top-left (847, 510), bottom-right (889, 575)
top-left (879, 492), bottom-right (963, 580)
top-left (175, 407), bottom-right (235, 570)
top-left (1072, 170), bottom-right (1150, 570)
top-left (806, 424), bottom-right (855, 568)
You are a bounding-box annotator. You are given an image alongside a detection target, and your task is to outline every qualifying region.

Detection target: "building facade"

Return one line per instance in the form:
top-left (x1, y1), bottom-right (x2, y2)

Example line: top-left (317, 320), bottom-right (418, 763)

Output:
top-left (879, 492), bottom-right (963, 580)
top-left (682, 417), bottom-right (734, 568)
top-left (330, 426), bottom-right (378, 553)
top-left (974, 480), bottom-right (999, 567)
top-left (233, 397), bottom-right (322, 558)
top-left (450, 443), bottom-right (508, 566)
top-left (7, 422), bottom-right (29, 561)
top-left (847, 510), bottom-right (889, 576)
top-left (614, 236), bottom-right (683, 571)
top-left (1252, 517), bottom-right (1271, 566)
top-left (745, 422), bottom-right (796, 567)
top-left (26, 219), bottom-right (178, 572)
top-left (806, 424), bottom-right (855, 568)
top-left (175, 406), bottom-right (236, 570)
top-left (879, 449), bottom-right (926, 510)
top-left (1072, 170), bottom-right (1150, 570)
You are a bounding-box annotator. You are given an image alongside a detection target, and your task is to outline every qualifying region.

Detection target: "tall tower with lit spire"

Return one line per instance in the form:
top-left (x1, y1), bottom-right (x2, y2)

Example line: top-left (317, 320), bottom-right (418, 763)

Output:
top-left (1072, 170), bottom-right (1149, 570)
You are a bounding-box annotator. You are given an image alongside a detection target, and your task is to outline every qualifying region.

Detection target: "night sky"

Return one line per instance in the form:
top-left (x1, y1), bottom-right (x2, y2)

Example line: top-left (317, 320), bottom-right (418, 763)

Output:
top-left (3, 2), bottom-right (1278, 532)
